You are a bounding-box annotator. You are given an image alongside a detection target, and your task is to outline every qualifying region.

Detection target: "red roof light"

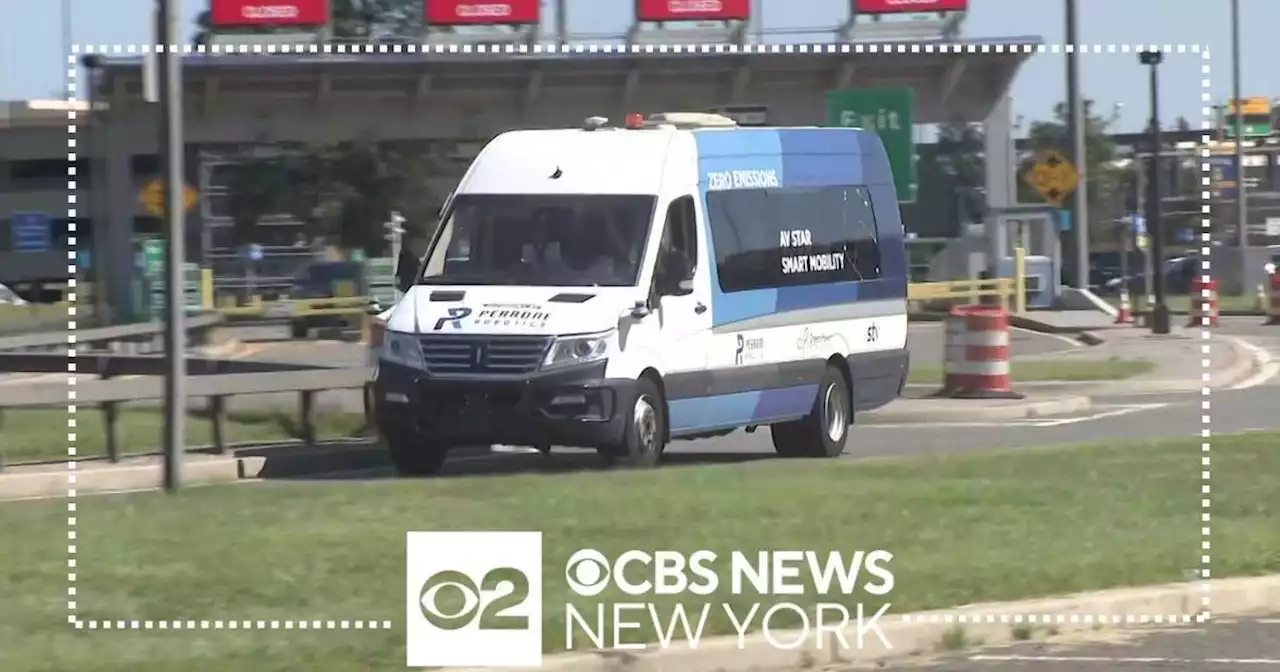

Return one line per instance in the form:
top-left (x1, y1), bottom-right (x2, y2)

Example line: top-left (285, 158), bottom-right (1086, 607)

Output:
top-left (624, 113), bottom-right (645, 129)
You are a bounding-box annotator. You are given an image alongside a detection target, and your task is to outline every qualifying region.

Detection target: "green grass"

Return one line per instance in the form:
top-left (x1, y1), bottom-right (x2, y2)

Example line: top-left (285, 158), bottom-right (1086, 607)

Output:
top-left (0, 407), bottom-right (368, 463)
top-left (0, 302), bottom-right (71, 334)
top-left (1, 431), bottom-right (1278, 671)
top-left (907, 357), bottom-right (1156, 385)
top-left (1106, 293), bottom-right (1264, 314)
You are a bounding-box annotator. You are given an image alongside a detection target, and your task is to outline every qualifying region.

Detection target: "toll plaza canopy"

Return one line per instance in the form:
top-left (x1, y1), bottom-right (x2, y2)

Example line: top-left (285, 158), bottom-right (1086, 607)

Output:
top-left (90, 38), bottom-right (1038, 143)
top-left (84, 37), bottom-right (1038, 316)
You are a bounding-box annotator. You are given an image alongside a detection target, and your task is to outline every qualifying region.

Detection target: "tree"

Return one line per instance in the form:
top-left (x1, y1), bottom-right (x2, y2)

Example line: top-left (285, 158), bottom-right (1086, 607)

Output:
top-left (264, 139), bottom-right (448, 257)
top-left (224, 157), bottom-right (288, 247)
top-left (1017, 100), bottom-right (1125, 242)
top-left (934, 119), bottom-right (987, 226)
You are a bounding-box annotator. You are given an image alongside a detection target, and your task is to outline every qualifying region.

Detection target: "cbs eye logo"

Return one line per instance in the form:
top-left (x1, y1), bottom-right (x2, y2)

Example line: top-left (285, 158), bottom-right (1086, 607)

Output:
top-left (564, 549), bottom-right (612, 596)
top-left (418, 567), bottom-right (530, 631)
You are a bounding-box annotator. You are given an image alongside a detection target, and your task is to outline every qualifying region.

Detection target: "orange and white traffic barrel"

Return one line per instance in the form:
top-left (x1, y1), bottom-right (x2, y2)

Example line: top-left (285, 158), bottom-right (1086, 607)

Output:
top-left (1115, 287), bottom-right (1134, 324)
top-left (1188, 276), bottom-right (1219, 327)
top-left (1266, 273), bottom-right (1280, 324)
top-left (939, 305), bottom-right (1023, 399)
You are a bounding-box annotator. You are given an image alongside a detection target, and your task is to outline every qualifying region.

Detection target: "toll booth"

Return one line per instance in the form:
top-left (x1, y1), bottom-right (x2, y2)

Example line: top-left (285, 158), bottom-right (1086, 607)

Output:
top-left (990, 206), bottom-right (1061, 309)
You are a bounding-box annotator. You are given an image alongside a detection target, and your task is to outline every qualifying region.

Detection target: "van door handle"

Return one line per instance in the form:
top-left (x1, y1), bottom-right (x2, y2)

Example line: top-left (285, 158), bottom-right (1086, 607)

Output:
top-left (694, 302), bottom-right (707, 314)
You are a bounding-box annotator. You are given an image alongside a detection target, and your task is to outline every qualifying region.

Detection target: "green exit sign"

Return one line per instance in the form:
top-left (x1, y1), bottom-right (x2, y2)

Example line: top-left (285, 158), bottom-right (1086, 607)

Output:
top-left (1224, 123), bottom-right (1271, 138)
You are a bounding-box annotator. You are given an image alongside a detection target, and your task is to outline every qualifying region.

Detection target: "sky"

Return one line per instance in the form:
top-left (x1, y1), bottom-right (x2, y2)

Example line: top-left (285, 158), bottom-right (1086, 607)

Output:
top-left (0, 0), bottom-right (1276, 134)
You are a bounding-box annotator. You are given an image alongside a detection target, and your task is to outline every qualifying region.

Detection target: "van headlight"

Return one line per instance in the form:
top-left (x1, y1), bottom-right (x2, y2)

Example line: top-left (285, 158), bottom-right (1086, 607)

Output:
top-left (1266, 262), bottom-right (1276, 275)
top-left (543, 329), bottom-right (615, 370)
top-left (381, 331), bottom-right (425, 369)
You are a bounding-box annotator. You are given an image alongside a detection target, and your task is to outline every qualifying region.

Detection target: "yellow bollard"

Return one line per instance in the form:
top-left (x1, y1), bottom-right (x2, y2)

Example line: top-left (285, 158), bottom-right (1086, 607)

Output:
top-left (1013, 245), bottom-right (1027, 314)
top-left (200, 269), bottom-right (213, 310)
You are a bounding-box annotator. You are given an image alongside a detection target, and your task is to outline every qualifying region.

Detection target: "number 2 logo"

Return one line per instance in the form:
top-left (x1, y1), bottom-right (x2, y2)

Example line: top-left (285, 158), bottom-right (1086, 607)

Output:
top-left (419, 567), bottom-right (530, 631)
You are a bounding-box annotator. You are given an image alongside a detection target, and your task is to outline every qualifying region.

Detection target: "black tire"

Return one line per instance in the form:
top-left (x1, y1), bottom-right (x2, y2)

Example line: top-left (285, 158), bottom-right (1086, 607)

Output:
top-left (599, 377), bottom-right (666, 468)
top-left (769, 364), bottom-right (850, 458)
top-left (289, 321), bottom-right (308, 339)
top-left (386, 431), bottom-right (449, 477)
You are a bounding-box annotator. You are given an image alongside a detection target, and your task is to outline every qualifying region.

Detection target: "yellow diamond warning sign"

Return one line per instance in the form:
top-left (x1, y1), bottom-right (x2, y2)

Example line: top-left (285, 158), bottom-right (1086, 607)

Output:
top-left (138, 178), bottom-right (199, 218)
top-left (1023, 149), bottom-right (1080, 206)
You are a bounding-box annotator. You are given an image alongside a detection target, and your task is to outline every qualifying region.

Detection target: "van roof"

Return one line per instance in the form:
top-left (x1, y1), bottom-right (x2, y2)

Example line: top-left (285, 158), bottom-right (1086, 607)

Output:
top-left (459, 125), bottom-right (888, 196)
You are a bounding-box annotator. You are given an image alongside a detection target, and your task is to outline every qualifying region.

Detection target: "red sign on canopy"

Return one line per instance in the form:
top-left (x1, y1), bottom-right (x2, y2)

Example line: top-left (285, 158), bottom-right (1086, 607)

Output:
top-left (635, 0), bottom-right (750, 22)
top-left (209, 0), bottom-right (329, 26)
top-left (424, 0), bottom-right (540, 25)
top-left (853, 0), bottom-right (967, 13)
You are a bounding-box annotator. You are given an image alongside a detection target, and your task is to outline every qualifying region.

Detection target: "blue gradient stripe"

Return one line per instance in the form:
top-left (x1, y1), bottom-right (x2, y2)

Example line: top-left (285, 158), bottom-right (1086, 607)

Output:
top-left (668, 385), bottom-right (818, 434)
top-left (692, 127), bottom-right (907, 329)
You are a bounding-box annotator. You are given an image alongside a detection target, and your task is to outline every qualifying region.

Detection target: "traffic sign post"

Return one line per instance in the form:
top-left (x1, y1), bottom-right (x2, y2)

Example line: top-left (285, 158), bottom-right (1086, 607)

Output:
top-left (385, 212), bottom-right (406, 302)
top-left (140, 238), bottom-right (202, 318)
top-left (10, 212), bottom-right (53, 252)
top-left (1023, 149), bottom-right (1080, 207)
top-left (367, 257), bottom-right (397, 308)
top-left (826, 88), bottom-right (917, 202)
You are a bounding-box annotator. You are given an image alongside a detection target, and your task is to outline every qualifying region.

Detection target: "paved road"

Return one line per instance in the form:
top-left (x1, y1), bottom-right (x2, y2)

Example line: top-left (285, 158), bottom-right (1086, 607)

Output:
top-left (296, 376), bottom-right (1280, 480)
top-left (874, 615), bottom-right (1280, 670)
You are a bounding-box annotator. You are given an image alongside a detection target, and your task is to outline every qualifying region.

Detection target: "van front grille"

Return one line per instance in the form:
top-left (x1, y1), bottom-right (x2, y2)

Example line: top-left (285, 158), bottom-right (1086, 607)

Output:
top-left (417, 334), bottom-right (551, 375)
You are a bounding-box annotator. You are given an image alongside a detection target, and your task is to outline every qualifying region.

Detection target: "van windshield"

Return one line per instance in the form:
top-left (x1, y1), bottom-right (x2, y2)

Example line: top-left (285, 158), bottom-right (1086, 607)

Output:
top-left (419, 194), bottom-right (657, 287)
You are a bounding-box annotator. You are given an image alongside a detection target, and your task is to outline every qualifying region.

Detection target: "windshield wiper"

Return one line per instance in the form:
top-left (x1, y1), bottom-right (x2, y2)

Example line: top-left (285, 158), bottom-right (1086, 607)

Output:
top-left (417, 274), bottom-right (506, 286)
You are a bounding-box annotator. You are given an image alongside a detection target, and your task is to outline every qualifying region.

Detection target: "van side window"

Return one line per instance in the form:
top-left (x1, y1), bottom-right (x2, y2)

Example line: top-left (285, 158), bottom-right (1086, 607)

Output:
top-left (704, 185), bottom-right (883, 293)
top-left (659, 195), bottom-right (698, 276)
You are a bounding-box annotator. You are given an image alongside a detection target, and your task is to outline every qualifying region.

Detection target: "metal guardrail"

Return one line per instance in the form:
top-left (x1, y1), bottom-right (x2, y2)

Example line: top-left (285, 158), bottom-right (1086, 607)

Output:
top-left (0, 312), bottom-right (226, 353)
top-left (905, 249), bottom-right (1030, 313)
top-left (214, 296), bottom-right (374, 320)
top-left (0, 351), bottom-right (372, 471)
top-left (907, 277), bottom-right (1018, 310)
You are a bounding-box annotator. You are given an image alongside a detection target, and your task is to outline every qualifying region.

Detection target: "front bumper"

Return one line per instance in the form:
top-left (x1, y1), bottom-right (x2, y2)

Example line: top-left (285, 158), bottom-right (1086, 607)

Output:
top-left (373, 360), bottom-right (637, 448)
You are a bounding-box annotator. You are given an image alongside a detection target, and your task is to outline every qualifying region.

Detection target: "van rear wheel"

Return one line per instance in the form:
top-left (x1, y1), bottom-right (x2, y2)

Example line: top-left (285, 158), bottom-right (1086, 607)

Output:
top-left (770, 365), bottom-right (849, 459)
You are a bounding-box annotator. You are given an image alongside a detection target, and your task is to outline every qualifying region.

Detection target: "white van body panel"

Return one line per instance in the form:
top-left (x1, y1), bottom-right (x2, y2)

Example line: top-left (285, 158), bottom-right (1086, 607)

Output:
top-left (374, 120), bottom-right (910, 453)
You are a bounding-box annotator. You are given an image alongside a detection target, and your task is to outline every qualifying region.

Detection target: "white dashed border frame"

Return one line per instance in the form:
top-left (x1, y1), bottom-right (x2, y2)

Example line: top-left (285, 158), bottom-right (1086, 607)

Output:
top-left (1198, 51), bottom-right (1213, 623)
top-left (65, 42), bottom-right (1210, 632)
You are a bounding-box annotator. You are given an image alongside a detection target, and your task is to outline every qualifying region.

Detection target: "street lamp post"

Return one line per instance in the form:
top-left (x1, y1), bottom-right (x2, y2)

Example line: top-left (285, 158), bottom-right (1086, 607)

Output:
top-left (1231, 0), bottom-right (1248, 288)
top-left (1140, 50), bottom-right (1170, 335)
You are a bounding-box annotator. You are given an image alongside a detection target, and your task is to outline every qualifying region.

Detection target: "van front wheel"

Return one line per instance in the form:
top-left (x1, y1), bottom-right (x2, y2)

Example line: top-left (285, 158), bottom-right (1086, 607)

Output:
top-left (770, 365), bottom-right (849, 458)
top-left (386, 431), bottom-right (449, 477)
top-left (599, 377), bottom-right (666, 468)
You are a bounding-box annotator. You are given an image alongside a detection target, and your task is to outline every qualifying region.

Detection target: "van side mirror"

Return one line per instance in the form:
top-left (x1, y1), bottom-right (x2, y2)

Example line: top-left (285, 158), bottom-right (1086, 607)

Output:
top-left (657, 254), bottom-right (694, 296)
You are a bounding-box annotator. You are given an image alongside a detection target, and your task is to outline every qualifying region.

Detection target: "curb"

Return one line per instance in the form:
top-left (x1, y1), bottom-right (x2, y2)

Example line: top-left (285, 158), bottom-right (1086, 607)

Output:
top-left (0, 454), bottom-right (243, 500)
top-left (450, 574), bottom-right (1280, 672)
top-left (864, 395), bottom-right (1090, 423)
top-left (0, 441), bottom-right (380, 500)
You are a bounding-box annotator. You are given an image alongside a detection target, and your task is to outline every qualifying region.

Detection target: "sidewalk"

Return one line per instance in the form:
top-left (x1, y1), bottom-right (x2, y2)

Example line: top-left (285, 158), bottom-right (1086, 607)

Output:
top-left (1008, 325), bottom-right (1256, 393)
top-left (863, 394), bottom-right (1091, 423)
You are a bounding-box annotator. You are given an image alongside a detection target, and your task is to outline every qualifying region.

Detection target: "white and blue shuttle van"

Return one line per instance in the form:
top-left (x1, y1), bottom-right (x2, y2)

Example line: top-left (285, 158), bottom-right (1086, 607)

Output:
top-left (373, 112), bottom-right (909, 475)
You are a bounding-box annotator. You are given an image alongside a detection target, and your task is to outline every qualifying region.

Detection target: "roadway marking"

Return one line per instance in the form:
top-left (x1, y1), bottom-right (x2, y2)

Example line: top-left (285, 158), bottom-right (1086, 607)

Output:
top-left (863, 403), bottom-right (1169, 429)
top-left (1227, 336), bottom-right (1280, 390)
top-left (969, 655), bottom-right (1280, 665)
top-left (1032, 403), bottom-right (1171, 426)
top-left (1011, 325), bottom-right (1085, 349)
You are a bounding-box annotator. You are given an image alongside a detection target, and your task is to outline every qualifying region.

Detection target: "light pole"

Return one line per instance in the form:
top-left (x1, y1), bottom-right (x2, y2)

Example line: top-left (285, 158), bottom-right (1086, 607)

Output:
top-left (1140, 50), bottom-right (1170, 335)
top-left (1064, 0), bottom-right (1089, 290)
top-left (1231, 0), bottom-right (1248, 288)
top-left (156, 0), bottom-right (187, 490)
